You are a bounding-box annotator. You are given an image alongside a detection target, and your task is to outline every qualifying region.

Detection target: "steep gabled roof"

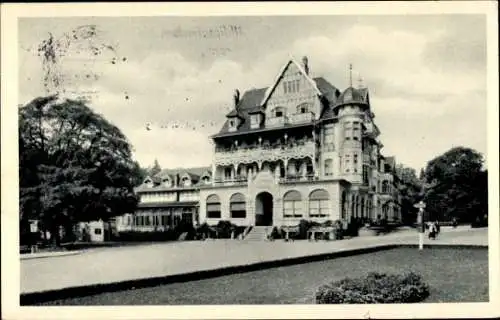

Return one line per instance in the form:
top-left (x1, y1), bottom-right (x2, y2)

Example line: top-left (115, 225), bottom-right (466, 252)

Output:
top-left (157, 166), bottom-right (211, 179)
top-left (259, 59), bottom-right (323, 107)
top-left (214, 77), bottom-right (340, 137)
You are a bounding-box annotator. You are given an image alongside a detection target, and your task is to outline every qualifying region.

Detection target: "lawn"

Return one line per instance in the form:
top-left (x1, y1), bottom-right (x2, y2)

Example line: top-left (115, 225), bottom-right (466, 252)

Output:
top-left (36, 247), bottom-right (488, 305)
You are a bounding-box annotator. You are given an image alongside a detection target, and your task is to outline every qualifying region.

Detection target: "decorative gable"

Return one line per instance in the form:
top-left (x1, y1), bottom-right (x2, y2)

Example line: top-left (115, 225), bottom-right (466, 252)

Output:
top-left (261, 59), bottom-right (323, 124)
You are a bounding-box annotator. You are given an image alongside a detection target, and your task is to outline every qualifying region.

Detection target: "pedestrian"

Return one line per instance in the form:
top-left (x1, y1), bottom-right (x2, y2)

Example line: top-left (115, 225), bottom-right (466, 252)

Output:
top-left (428, 222), bottom-right (437, 240)
top-left (435, 220), bottom-right (440, 235)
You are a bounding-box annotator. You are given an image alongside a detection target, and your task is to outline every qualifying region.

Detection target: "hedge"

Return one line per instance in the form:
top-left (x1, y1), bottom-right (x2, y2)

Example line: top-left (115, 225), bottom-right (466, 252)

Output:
top-left (316, 272), bottom-right (430, 304)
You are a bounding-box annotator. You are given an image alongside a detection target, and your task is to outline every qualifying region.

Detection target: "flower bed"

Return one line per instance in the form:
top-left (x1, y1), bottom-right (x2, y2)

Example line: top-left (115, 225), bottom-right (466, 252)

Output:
top-left (316, 272), bottom-right (430, 304)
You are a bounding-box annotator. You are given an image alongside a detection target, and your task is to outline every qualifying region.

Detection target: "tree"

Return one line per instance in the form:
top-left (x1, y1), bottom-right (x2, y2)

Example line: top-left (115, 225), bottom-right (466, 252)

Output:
top-left (421, 147), bottom-right (487, 223)
top-left (148, 159), bottom-right (162, 177)
top-left (19, 95), bottom-right (142, 245)
top-left (395, 164), bottom-right (422, 225)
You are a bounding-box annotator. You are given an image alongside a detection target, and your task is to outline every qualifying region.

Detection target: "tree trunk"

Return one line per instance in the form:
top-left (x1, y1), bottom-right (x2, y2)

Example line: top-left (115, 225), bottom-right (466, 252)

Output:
top-left (50, 224), bottom-right (61, 247)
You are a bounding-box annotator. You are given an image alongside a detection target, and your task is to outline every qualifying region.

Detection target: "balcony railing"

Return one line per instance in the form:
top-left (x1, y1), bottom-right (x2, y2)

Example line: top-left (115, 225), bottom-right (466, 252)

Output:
top-left (266, 116), bottom-right (287, 128)
top-left (289, 112), bottom-right (314, 124)
top-left (279, 174), bottom-right (316, 183)
top-left (266, 112), bottom-right (315, 128)
top-left (214, 141), bottom-right (315, 166)
top-left (213, 177), bottom-right (248, 186)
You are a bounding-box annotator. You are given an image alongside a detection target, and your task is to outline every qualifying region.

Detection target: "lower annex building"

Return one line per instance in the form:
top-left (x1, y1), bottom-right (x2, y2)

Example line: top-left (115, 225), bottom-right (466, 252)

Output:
top-left (117, 57), bottom-right (402, 233)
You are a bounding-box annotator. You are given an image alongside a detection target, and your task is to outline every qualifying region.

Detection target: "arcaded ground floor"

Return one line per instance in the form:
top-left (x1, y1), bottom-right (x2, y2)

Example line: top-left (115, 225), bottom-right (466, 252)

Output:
top-left (199, 170), bottom-right (401, 227)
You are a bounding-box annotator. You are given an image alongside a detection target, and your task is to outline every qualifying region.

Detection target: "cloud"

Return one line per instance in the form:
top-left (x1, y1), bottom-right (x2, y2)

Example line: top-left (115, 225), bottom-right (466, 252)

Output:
top-left (18, 18), bottom-right (487, 171)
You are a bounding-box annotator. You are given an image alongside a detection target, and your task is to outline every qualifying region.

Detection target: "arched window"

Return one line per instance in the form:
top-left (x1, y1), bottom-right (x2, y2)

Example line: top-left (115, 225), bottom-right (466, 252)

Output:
top-left (283, 190), bottom-right (303, 218)
top-left (309, 189), bottom-right (330, 218)
top-left (351, 195), bottom-right (356, 218)
top-left (206, 194), bottom-right (221, 219)
top-left (341, 191), bottom-right (347, 219)
top-left (230, 193), bottom-right (246, 218)
top-left (360, 198), bottom-right (365, 218)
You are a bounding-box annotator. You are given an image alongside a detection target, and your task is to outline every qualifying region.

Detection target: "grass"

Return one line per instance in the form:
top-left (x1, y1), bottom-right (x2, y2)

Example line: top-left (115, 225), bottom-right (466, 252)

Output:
top-left (35, 247), bottom-right (488, 305)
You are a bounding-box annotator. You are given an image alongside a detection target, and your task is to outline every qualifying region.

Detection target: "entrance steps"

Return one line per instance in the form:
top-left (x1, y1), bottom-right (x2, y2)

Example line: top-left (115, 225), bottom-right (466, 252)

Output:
top-left (244, 226), bottom-right (270, 241)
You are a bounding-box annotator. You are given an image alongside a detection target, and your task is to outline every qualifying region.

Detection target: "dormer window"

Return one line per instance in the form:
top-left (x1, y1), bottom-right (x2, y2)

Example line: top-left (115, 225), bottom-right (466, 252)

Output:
top-left (181, 176), bottom-right (191, 187)
top-left (162, 178), bottom-right (171, 187)
top-left (228, 118), bottom-right (239, 132)
top-left (250, 114), bottom-right (261, 129)
top-left (144, 177), bottom-right (154, 187)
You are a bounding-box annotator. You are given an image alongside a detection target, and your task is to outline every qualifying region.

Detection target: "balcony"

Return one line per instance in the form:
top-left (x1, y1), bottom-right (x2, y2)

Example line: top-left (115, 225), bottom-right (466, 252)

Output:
top-left (213, 177), bottom-right (248, 186)
top-left (289, 112), bottom-right (314, 124)
top-left (214, 141), bottom-right (315, 166)
top-left (266, 112), bottom-right (315, 128)
top-left (279, 174), bottom-right (316, 184)
top-left (266, 116), bottom-right (287, 128)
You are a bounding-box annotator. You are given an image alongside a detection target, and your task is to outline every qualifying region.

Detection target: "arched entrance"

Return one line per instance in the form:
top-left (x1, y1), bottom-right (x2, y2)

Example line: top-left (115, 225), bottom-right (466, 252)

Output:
top-left (255, 192), bottom-right (273, 226)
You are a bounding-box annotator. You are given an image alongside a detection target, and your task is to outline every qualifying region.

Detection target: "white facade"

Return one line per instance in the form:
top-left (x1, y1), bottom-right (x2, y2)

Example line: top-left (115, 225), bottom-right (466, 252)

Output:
top-left (199, 58), bottom-right (401, 227)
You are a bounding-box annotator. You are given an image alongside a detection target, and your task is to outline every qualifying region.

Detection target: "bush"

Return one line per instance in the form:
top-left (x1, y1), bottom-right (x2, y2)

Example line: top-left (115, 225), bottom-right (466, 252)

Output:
top-left (345, 217), bottom-right (364, 237)
top-left (333, 220), bottom-right (344, 240)
top-left (315, 272), bottom-right (429, 304)
top-left (194, 222), bottom-right (216, 239)
top-left (216, 220), bottom-right (237, 238)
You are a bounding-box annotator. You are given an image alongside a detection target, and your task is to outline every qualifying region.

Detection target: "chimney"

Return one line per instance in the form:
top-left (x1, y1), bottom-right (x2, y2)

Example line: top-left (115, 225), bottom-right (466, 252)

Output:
top-left (233, 89), bottom-right (240, 108)
top-left (302, 56), bottom-right (309, 75)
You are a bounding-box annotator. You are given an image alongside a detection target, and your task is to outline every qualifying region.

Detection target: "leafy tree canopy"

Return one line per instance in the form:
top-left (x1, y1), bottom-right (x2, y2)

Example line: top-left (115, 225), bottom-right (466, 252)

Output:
top-left (421, 146), bottom-right (487, 223)
top-left (148, 159), bottom-right (162, 177)
top-left (19, 95), bottom-right (142, 244)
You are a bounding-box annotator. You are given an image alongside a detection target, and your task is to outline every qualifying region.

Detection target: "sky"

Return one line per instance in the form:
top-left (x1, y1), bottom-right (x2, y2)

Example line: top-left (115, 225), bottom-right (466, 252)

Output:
top-left (18, 15), bottom-right (487, 172)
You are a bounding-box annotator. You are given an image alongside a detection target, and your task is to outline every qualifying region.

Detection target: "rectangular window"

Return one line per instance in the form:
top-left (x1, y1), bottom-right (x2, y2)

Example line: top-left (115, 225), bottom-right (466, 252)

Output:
top-left (94, 228), bottom-right (102, 235)
top-left (363, 166), bottom-right (369, 184)
top-left (324, 159), bottom-right (333, 176)
top-left (344, 155), bottom-right (350, 173)
top-left (344, 122), bottom-right (352, 140)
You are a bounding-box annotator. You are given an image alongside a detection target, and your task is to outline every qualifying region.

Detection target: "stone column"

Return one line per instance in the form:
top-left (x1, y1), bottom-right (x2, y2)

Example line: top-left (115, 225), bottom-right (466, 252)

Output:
top-left (212, 163), bottom-right (216, 186)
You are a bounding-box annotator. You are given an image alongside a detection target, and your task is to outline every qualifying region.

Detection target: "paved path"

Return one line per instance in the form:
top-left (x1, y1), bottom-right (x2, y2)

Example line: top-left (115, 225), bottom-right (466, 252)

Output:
top-left (21, 227), bottom-right (488, 294)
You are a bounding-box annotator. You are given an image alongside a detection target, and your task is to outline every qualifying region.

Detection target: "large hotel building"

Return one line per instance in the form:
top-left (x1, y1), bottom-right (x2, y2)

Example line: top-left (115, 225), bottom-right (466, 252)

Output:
top-left (117, 57), bottom-right (402, 234)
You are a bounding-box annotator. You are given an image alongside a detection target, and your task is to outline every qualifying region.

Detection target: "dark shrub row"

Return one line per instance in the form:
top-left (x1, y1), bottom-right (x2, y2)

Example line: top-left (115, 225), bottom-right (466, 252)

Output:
top-left (316, 272), bottom-right (430, 304)
top-left (269, 219), bottom-right (344, 240)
